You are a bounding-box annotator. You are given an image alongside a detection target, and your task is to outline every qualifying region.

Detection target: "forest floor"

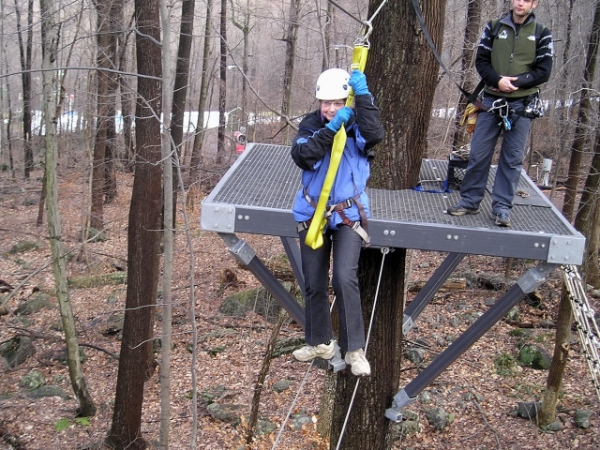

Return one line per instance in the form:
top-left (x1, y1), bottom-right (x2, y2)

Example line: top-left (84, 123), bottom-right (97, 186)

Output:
top-left (0, 165), bottom-right (598, 450)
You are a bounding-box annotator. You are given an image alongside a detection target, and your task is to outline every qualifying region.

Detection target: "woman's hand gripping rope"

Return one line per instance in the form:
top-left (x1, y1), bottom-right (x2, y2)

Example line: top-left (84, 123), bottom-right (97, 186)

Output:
top-left (304, 45), bottom-right (369, 249)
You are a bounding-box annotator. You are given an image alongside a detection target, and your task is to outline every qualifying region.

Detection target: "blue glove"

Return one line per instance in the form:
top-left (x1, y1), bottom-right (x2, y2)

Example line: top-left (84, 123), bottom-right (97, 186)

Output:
top-left (325, 106), bottom-right (354, 133)
top-left (349, 70), bottom-right (370, 96)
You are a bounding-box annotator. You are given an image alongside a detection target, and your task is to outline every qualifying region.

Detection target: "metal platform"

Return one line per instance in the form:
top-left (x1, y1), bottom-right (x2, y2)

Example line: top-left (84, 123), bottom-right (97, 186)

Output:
top-left (202, 143), bottom-right (584, 264)
top-left (201, 142), bottom-right (585, 421)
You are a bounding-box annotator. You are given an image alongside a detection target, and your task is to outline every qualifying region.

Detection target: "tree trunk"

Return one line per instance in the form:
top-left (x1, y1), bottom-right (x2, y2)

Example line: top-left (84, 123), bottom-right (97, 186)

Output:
top-left (539, 285), bottom-right (572, 425)
top-left (541, 0), bottom-right (600, 425)
top-left (451, 0), bottom-right (482, 151)
top-left (14, 0), bottom-right (34, 178)
top-left (90, 0), bottom-right (113, 230)
top-left (332, 248), bottom-right (406, 449)
top-left (104, 0), bottom-right (121, 202)
top-left (40, 0), bottom-right (96, 418)
top-left (280, 0), bottom-right (301, 145)
top-left (330, 1), bottom-right (446, 448)
top-left (170, 0), bottom-right (195, 216)
top-left (562, 0), bottom-right (600, 222)
top-left (550, 0), bottom-right (574, 200)
top-left (188, 0), bottom-right (213, 185)
top-left (159, 0), bottom-right (175, 446)
top-left (573, 103), bottom-right (600, 287)
top-left (230, 0), bottom-right (251, 128)
top-left (107, 0), bottom-right (163, 447)
top-left (217, 0), bottom-right (227, 164)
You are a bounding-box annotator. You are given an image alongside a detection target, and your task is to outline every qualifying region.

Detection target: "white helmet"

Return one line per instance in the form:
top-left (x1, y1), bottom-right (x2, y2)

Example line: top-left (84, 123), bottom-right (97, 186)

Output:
top-left (315, 68), bottom-right (350, 100)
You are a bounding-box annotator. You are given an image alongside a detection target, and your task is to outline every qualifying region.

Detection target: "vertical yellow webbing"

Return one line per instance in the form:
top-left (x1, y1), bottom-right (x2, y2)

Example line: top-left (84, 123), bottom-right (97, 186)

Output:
top-left (304, 45), bottom-right (369, 249)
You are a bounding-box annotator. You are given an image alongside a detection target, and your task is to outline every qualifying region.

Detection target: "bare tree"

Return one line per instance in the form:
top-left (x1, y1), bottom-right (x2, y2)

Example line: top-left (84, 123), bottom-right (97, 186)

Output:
top-left (562, 0), bottom-right (600, 222)
top-left (540, 0), bottom-right (600, 427)
top-left (107, 0), bottom-right (163, 447)
top-left (331, 1), bottom-right (446, 448)
top-left (229, 0), bottom-right (252, 126)
top-left (90, 0), bottom-right (113, 231)
top-left (188, 0), bottom-right (214, 185)
top-left (159, 0), bottom-right (175, 447)
top-left (217, 0), bottom-right (227, 164)
top-left (170, 0), bottom-right (195, 211)
top-left (40, 0), bottom-right (96, 418)
top-left (280, 0), bottom-right (301, 145)
top-left (14, 0), bottom-right (33, 178)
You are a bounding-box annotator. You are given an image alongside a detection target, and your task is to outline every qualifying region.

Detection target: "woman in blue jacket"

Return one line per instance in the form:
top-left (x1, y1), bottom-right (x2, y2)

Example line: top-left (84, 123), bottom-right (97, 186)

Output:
top-left (291, 68), bottom-right (384, 376)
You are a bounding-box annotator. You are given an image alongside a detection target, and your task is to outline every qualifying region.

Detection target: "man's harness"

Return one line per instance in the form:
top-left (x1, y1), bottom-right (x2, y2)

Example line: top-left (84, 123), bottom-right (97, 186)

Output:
top-left (485, 93), bottom-right (544, 131)
top-left (298, 188), bottom-right (370, 245)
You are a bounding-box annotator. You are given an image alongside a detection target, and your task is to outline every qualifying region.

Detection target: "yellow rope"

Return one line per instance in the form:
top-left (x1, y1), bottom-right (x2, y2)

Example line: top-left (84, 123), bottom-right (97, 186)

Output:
top-left (304, 45), bottom-right (369, 249)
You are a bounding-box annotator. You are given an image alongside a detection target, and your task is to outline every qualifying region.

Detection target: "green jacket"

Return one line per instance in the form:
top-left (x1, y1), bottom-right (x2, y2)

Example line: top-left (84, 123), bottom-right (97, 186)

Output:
top-left (476, 13), bottom-right (553, 99)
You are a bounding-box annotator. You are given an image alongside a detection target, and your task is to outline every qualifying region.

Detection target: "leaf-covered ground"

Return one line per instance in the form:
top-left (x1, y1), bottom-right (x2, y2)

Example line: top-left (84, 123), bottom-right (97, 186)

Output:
top-left (0, 168), bottom-right (598, 449)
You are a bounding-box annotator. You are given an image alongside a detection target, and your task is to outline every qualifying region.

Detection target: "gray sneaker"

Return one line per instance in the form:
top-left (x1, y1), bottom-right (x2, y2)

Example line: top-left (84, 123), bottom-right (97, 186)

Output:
top-left (344, 348), bottom-right (371, 377)
top-left (293, 341), bottom-right (335, 362)
top-left (446, 204), bottom-right (479, 216)
top-left (495, 213), bottom-right (511, 227)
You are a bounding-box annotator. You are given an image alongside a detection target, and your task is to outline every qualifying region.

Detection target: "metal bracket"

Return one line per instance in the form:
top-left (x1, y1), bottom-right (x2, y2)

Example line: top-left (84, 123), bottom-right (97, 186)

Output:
top-left (201, 203), bottom-right (236, 233)
top-left (547, 234), bottom-right (586, 265)
top-left (402, 315), bottom-right (415, 335)
top-left (385, 389), bottom-right (417, 422)
top-left (328, 341), bottom-right (347, 372)
top-left (516, 261), bottom-right (556, 293)
top-left (219, 233), bottom-right (256, 265)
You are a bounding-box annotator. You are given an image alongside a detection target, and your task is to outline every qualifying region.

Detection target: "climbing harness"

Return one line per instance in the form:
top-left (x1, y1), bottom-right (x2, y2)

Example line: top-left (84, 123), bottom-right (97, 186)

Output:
top-left (304, 43), bottom-right (369, 249)
top-left (562, 265), bottom-right (600, 402)
top-left (304, 0), bottom-right (390, 250)
top-left (300, 189), bottom-right (370, 244)
top-left (488, 97), bottom-right (513, 131)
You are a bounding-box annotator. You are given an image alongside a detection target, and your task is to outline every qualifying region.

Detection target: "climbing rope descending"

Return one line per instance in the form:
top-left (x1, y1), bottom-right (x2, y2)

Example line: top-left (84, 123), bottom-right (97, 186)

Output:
top-left (334, 247), bottom-right (389, 450)
top-left (562, 265), bottom-right (600, 403)
top-left (270, 295), bottom-right (339, 450)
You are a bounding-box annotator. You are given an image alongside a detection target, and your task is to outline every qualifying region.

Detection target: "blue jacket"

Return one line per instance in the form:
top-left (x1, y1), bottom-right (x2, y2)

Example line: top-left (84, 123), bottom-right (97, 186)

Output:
top-left (291, 94), bottom-right (384, 228)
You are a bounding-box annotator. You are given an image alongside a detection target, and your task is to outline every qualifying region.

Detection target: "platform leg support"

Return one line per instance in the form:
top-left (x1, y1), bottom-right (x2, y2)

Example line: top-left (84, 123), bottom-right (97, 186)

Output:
top-left (403, 252), bottom-right (466, 335)
top-left (387, 261), bottom-right (558, 421)
top-left (218, 233), bottom-right (305, 328)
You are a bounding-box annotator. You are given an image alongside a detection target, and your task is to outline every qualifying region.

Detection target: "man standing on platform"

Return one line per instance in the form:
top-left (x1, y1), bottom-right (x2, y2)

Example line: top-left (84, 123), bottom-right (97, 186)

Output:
top-left (447, 0), bottom-right (553, 227)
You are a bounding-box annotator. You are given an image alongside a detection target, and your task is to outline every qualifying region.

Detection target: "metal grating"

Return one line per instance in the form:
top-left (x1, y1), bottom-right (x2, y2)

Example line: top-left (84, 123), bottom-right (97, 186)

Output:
top-left (202, 143), bottom-right (583, 263)
top-left (212, 143), bottom-right (300, 210)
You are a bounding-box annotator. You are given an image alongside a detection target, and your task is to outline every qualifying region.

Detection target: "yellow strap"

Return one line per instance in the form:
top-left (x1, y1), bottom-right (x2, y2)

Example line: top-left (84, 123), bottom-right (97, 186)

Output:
top-left (304, 45), bottom-right (369, 249)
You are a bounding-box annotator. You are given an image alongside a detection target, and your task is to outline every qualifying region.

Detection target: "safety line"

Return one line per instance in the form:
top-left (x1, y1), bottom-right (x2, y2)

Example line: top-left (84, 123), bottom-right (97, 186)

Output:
top-left (271, 296), bottom-right (339, 450)
top-left (334, 247), bottom-right (389, 450)
top-left (562, 265), bottom-right (600, 402)
top-left (408, 0), bottom-right (479, 103)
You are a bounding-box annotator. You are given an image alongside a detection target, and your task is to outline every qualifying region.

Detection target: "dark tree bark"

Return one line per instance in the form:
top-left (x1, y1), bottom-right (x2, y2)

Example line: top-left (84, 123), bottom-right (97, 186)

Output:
top-left (103, 0), bottom-right (121, 203)
top-left (280, 0), bottom-right (301, 145)
top-left (40, 0), bottom-right (97, 418)
top-left (217, 0), bottom-right (227, 164)
top-left (170, 0), bottom-right (195, 221)
top-left (451, 0), bottom-right (482, 150)
top-left (562, 0), bottom-right (600, 222)
top-left (541, 0), bottom-right (600, 426)
top-left (90, 0), bottom-right (112, 230)
top-left (106, 0), bottom-right (163, 448)
top-left (331, 1), bottom-right (446, 448)
top-left (229, 0), bottom-right (251, 127)
top-left (14, 0), bottom-right (33, 178)
top-left (188, 0), bottom-right (213, 185)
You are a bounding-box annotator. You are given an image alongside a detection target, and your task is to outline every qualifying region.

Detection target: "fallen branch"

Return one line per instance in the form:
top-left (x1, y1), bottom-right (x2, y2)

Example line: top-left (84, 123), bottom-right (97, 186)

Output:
top-left (5, 325), bottom-right (119, 359)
